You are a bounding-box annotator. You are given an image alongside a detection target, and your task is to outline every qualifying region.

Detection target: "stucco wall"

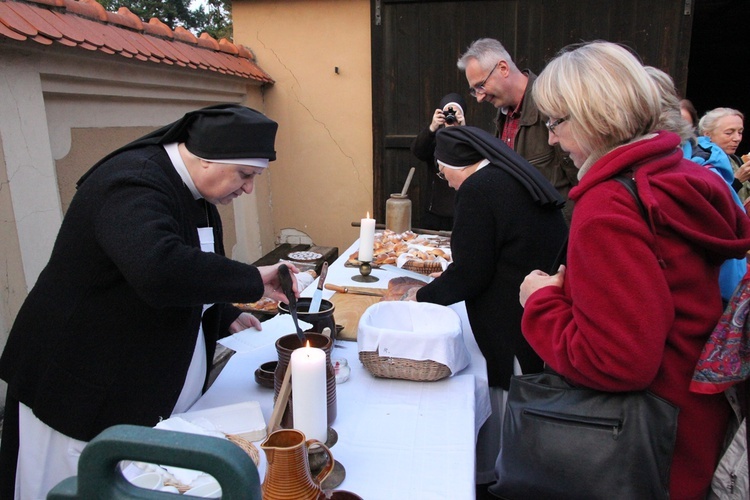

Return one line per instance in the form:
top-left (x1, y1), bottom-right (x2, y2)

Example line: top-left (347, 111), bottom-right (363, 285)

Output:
top-left (0, 134), bottom-right (26, 353)
top-left (233, 0), bottom-right (373, 255)
top-left (57, 127), bottom-right (239, 254)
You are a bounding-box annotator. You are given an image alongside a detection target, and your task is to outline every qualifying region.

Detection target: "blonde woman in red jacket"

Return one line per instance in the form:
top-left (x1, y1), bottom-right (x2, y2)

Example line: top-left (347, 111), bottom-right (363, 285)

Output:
top-left (518, 41), bottom-right (750, 499)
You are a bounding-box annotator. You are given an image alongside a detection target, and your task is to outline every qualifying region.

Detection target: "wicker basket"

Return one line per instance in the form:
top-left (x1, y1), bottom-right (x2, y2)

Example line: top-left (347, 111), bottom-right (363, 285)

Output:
top-left (226, 433), bottom-right (261, 466)
top-left (359, 350), bottom-right (451, 382)
top-left (162, 433), bottom-right (260, 494)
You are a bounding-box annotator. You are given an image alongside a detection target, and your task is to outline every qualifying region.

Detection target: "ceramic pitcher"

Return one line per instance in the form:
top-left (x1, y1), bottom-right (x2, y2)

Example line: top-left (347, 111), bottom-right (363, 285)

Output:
top-left (261, 429), bottom-right (334, 500)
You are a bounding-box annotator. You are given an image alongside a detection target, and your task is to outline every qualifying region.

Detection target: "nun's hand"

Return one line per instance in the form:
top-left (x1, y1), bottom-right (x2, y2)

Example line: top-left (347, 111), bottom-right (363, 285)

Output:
top-left (451, 108), bottom-right (466, 127)
top-left (259, 263), bottom-right (300, 303)
top-left (230, 312), bottom-right (262, 333)
top-left (429, 108), bottom-right (445, 132)
top-left (401, 286), bottom-right (420, 301)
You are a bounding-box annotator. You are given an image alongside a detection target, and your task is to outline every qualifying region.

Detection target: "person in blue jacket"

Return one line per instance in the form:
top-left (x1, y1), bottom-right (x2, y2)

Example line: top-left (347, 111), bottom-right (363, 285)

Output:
top-left (647, 66), bottom-right (747, 304)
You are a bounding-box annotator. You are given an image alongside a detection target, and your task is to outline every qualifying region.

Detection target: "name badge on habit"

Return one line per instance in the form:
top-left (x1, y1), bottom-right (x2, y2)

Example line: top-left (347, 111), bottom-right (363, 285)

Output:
top-left (198, 227), bottom-right (215, 253)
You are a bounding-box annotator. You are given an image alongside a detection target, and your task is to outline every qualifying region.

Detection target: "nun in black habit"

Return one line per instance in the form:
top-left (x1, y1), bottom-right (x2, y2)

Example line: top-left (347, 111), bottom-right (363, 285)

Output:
top-left (405, 125), bottom-right (568, 484)
top-left (0, 104), bottom-right (298, 499)
top-left (410, 92), bottom-right (468, 230)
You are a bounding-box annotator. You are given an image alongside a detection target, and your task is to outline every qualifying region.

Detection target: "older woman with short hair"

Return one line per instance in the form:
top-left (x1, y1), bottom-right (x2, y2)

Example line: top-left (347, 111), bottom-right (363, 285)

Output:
top-left (700, 107), bottom-right (750, 201)
top-left (517, 41), bottom-right (750, 498)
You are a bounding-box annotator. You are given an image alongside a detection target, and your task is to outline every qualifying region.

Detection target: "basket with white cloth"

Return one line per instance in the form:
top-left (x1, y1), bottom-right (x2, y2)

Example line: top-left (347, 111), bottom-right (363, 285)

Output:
top-left (357, 301), bottom-right (469, 381)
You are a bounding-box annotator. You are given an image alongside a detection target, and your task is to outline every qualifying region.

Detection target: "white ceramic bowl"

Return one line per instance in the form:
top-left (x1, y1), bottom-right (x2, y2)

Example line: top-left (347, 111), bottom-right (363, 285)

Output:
top-left (129, 472), bottom-right (162, 490)
top-left (184, 480), bottom-right (222, 498)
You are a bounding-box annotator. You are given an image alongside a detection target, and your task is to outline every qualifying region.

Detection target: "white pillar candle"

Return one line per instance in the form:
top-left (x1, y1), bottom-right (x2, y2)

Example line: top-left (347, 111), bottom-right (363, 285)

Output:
top-left (291, 345), bottom-right (328, 443)
top-left (358, 212), bottom-right (376, 262)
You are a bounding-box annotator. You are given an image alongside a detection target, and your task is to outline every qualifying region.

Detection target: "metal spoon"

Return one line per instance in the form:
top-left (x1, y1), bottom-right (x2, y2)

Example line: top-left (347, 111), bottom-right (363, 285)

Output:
top-left (278, 265), bottom-right (305, 345)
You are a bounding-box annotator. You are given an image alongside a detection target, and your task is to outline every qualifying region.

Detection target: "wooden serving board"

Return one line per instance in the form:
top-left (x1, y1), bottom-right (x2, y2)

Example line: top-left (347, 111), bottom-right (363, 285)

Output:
top-left (331, 292), bottom-right (381, 341)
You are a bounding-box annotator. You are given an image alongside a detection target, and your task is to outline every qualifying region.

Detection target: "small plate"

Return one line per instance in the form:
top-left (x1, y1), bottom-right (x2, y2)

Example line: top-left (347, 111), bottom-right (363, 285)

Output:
top-left (288, 251), bottom-right (323, 261)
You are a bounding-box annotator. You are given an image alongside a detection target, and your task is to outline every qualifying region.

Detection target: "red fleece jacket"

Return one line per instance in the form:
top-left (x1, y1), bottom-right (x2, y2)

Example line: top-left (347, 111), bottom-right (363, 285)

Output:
top-left (522, 131), bottom-right (750, 499)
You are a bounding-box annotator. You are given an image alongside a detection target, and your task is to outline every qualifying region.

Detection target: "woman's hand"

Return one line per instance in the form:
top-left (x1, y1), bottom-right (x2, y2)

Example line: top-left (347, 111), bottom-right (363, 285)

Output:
top-left (229, 312), bottom-right (262, 333)
top-left (520, 265), bottom-right (566, 307)
top-left (736, 158), bottom-right (750, 183)
top-left (258, 263), bottom-right (300, 303)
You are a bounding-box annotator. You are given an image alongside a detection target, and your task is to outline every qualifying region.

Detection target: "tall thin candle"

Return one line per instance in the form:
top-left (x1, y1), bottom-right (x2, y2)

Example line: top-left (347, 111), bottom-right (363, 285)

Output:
top-left (358, 212), bottom-right (376, 262)
top-left (291, 344), bottom-right (328, 443)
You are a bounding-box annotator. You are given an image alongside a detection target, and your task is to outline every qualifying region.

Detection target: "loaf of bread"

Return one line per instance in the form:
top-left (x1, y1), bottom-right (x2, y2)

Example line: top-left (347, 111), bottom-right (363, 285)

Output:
top-left (380, 277), bottom-right (427, 301)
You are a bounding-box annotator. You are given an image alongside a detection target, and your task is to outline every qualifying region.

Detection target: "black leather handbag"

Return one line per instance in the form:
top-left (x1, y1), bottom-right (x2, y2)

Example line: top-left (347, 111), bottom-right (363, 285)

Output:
top-left (489, 370), bottom-right (679, 500)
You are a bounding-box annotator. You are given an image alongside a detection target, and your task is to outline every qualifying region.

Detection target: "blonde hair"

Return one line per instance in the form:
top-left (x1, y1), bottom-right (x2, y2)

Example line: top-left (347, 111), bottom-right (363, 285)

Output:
top-left (698, 108), bottom-right (744, 136)
top-left (532, 41), bottom-right (661, 159)
top-left (644, 66), bottom-right (694, 145)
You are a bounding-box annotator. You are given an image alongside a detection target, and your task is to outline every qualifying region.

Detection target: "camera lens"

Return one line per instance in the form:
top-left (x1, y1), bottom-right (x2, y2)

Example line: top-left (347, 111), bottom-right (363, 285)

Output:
top-left (444, 107), bottom-right (457, 124)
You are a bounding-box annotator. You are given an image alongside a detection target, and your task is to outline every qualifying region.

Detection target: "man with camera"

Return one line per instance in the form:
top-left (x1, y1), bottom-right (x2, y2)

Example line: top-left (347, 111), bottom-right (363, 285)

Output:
top-left (458, 38), bottom-right (577, 224)
top-left (410, 92), bottom-right (466, 230)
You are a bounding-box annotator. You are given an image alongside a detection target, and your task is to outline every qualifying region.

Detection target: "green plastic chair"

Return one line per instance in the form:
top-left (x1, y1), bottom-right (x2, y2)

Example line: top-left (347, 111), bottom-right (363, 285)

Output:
top-left (47, 424), bottom-right (262, 499)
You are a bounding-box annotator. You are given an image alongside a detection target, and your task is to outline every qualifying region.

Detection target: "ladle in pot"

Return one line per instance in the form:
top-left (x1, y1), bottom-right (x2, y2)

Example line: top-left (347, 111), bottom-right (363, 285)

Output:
top-left (278, 265), bottom-right (305, 345)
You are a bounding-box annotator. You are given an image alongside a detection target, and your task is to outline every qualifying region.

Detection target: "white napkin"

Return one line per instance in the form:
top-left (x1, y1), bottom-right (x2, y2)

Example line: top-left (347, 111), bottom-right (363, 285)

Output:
top-left (152, 417), bottom-right (225, 486)
top-left (357, 301), bottom-right (470, 375)
top-left (219, 314), bottom-right (312, 353)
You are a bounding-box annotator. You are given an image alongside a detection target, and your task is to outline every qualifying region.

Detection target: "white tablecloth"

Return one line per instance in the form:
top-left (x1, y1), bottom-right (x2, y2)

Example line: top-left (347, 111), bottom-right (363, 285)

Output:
top-left (190, 240), bottom-right (491, 499)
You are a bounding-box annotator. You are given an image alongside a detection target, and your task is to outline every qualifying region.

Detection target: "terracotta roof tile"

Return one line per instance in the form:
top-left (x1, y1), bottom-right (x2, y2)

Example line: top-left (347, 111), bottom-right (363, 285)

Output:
top-left (197, 32), bottom-right (218, 51)
top-left (143, 17), bottom-right (171, 39)
top-left (108, 6), bottom-right (141, 31)
top-left (31, 0), bottom-right (63, 6)
top-left (0, 2), bottom-right (37, 36)
top-left (0, 17), bottom-right (24, 39)
top-left (0, 0), bottom-right (274, 83)
top-left (5, 1), bottom-right (61, 39)
top-left (61, 0), bottom-right (105, 22)
top-left (35, 4), bottom-right (82, 42)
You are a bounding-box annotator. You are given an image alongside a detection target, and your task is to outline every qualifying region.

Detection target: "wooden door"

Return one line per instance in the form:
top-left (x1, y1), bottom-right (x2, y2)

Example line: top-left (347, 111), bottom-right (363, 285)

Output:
top-left (370, 0), bottom-right (693, 228)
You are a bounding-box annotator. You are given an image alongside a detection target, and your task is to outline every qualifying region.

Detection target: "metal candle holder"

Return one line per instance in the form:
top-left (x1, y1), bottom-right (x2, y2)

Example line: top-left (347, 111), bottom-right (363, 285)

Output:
top-left (351, 260), bottom-right (379, 283)
top-left (308, 427), bottom-right (345, 490)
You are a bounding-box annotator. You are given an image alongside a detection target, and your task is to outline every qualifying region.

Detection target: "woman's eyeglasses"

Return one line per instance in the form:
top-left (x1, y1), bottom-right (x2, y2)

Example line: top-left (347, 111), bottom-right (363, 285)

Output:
top-left (469, 63), bottom-right (499, 97)
top-left (545, 117), bottom-right (568, 134)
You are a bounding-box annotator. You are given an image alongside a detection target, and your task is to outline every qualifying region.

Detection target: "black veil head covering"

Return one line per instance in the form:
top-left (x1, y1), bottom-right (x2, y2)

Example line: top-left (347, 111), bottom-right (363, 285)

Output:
top-left (78, 104), bottom-right (278, 186)
top-left (434, 126), bottom-right (565, 209)
top-left (438, 93), bottom-right (467, 114)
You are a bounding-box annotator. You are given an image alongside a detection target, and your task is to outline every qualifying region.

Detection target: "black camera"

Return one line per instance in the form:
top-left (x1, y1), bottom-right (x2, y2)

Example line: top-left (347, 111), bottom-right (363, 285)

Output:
top-left (444, 107), bottom-right (457, 125)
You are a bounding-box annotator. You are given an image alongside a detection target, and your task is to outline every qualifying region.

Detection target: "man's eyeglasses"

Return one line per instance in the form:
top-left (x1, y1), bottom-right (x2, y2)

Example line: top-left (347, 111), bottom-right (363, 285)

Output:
top-left (545, 117), bottom-right (568, 134)
top-left (469, 63), bottom-right (498, 97)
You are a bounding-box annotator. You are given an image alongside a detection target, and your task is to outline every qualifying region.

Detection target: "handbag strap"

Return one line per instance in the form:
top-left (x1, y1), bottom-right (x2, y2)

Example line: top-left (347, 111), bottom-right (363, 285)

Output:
top-left (613, 173), bottom-right (649, 224)
top-left (549, 234), bottom-right (568, 275)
